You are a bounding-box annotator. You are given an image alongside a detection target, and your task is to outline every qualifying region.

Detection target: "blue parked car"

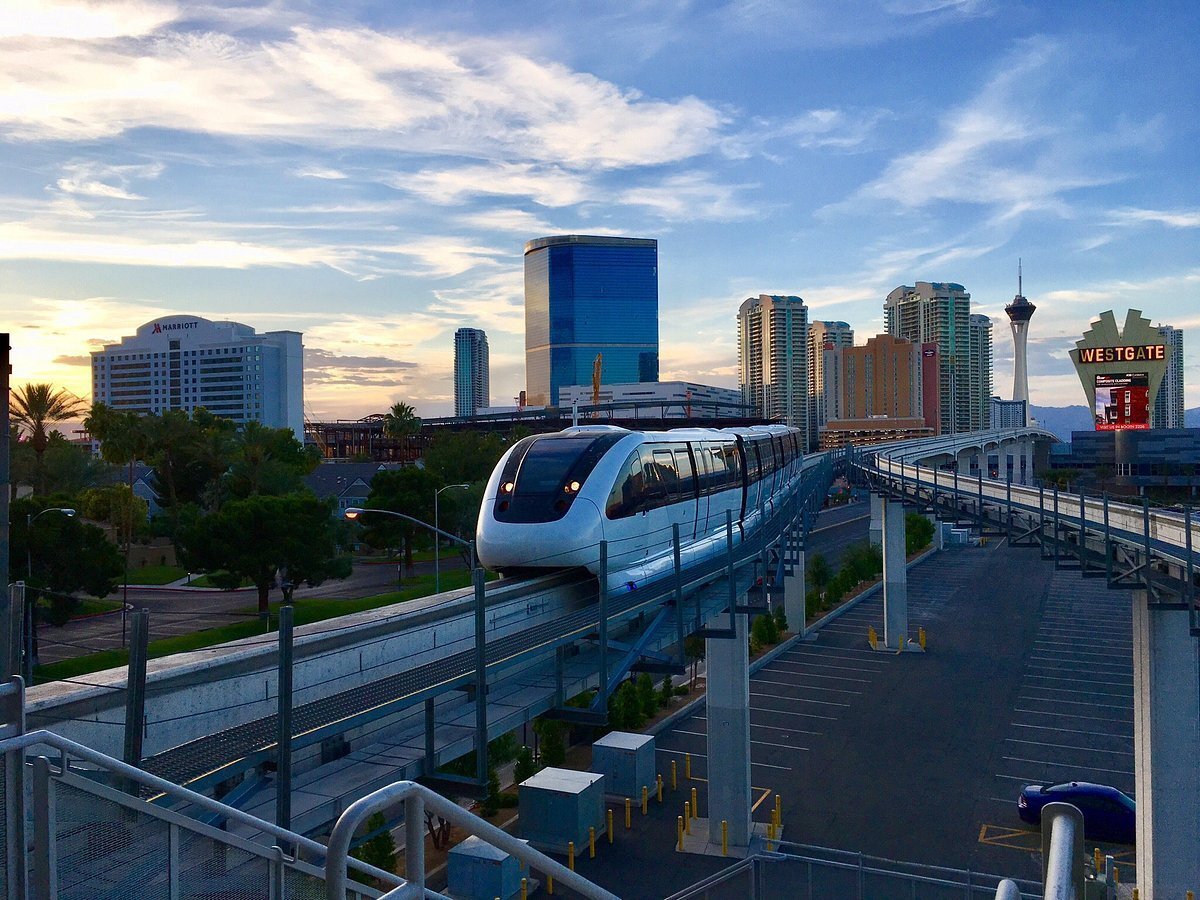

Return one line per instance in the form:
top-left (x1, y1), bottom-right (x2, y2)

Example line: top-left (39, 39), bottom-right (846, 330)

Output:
top-left (1018, 782), bottom-right (1135, 844)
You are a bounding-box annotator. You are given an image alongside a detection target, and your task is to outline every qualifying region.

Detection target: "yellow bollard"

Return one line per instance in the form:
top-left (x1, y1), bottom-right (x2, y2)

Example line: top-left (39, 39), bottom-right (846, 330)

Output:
top-left (1185, 891), bottom-right (1192, 900)
top-left (691, 786), bottom-right (698, 819)
top-left (547, 874), bottom-right (554, 896)
top-left (677, 815), bottom-right (684, 851)
top-left (868, 625), bottom-right (877, 650)
top-left (521, 877), bottom-right (528, 900)
top-left (625, 797), bottom-right (631, 829)
top-left (685, 753), bottom-right (692, 780)
top-left (607, 808), bottom-right (614, 844)
top-left (1093, 847), bottom-right (1101, 873)
top-left (766, 821), bottom-right (775, 852)
top-left (589, 826), bottom-right (596, 859)
top-left (671, 759), bottom-right (678, 790)
top-left (642, 785), bottom-right (649, 815)
top-left (684, 801), bottom-right (691, 833)
top-left (775, 794), bottom-right (782, 824)
top-left (721, 819), bottom-right (728, 857)
top-left (1112, 865), bottom-right (1119, 885)
top-left (918, 626), bottom-right (926, 650)
top-left (568, 841), bottom-right (575, 872)
top-left (657, 773), bottom-right (664, 803)
top-left (1132, 890), bottom-right (1139, 900)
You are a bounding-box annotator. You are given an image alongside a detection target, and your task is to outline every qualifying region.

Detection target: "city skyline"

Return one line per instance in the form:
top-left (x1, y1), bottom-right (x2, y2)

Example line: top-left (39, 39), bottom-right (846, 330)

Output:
top-left (3, 1), bottom-right (1198, 419)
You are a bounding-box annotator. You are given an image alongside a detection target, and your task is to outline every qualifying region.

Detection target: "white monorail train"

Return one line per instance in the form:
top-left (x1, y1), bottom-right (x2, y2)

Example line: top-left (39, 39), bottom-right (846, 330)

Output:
top-left (476, 424), bottom-right (805, 585)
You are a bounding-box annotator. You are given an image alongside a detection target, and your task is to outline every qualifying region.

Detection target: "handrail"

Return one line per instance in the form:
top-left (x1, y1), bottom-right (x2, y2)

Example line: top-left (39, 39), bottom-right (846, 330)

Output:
top-left (1041, 802), bottom-right (1085, 899)
top-left (0, 728), bottom-right (401, 891)
top-left (326, 780), bottom-right (620, 900)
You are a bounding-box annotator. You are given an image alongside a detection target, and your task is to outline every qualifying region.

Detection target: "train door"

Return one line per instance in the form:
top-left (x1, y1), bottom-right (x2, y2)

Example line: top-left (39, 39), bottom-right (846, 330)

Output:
top-left (674, 445), bottom-right (700, 540)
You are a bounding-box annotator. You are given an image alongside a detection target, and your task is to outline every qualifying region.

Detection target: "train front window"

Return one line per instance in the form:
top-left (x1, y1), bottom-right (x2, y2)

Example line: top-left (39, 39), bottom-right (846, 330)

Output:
top-left (495, 434), bottom-right (622, 523)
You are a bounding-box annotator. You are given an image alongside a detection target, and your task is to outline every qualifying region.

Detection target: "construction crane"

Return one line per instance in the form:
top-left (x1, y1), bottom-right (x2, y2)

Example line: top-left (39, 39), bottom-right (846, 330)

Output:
top-left (591, 353), bottom-right (603, 418)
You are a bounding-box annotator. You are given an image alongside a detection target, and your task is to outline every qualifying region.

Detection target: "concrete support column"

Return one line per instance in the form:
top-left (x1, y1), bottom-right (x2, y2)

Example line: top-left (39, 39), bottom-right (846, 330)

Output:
top-left (784, 534), bottom-right (806, 638)
top-left (869, 492), bottom-right (883, 548)
top-left (1132, 591), bottom-right (1200, 898)
top-left (926, 512), bottom-right (942, 551)
top-left (882, 500), bottom-right (908, 650)
top-left (706, 612), bottom-right (751, 848)
top-left (1023, 442), bottom-right (1034, 486)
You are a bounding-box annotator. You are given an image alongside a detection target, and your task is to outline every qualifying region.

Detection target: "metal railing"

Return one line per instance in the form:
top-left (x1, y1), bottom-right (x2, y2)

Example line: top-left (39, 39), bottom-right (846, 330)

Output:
top-left (664, 842), bottom-right (1043, 899)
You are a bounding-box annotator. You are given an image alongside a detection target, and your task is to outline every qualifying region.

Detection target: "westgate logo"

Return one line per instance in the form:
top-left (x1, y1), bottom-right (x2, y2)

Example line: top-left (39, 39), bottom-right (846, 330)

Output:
top-left (1077, 345), bottom-right (1165, 364)
top-left (152, 321), bottom-right (199, 334)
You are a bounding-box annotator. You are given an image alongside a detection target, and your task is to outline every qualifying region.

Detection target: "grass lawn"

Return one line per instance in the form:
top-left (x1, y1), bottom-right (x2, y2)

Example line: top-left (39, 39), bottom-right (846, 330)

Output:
top-left (35, 568), bottom-right (495, 684)
top-left (74, 598), bottom-right (124, 617)
top-left (188, 571), bottom-right (255, 589)
top-left (126, 564), bottom-right (188, 585)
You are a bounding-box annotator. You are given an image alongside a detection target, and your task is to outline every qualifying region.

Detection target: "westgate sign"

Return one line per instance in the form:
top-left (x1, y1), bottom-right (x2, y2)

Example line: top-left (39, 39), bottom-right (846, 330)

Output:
top-left (1076, 344), bottom-right (1165, 364)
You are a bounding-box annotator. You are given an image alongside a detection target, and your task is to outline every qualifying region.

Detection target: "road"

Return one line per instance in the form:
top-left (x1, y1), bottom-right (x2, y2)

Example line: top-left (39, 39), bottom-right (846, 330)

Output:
top-left (569, 517), bottom-right (1135, 898)
top-left (35, 554), bottom-right (469, 665)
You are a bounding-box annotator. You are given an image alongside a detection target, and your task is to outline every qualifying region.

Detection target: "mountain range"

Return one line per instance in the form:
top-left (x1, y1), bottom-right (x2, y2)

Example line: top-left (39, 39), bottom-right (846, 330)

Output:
top-left (1028, 405), bottom-right (1200, 442)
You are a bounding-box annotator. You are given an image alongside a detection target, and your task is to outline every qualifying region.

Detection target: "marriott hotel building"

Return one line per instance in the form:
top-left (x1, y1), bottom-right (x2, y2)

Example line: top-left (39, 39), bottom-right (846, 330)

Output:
top-left (91, 316), bottom-right (304, 440)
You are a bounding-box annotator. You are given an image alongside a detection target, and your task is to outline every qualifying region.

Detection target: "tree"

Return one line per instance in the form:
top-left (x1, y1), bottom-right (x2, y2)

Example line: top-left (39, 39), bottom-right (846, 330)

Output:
top-left (223, 421), bottom-right (320, 501)
top-left (772, 602), bottom-right (788, 634)
top-left (905, 513), bottom-right (936, 555)
top-left (354, 812), bottom-right (396, 878)
top-left (635, 672), bottom-right (659, 721)
top-left (360, 467), bottom-right (440, 575)
top-left (78, 484), bottom-right (149, 541)
top-left (659, 676), bottom-right (674, 709)
top-left (35, 433), bottom-right (111, 496)
top-left (533, 717), bottom-right (567, 767)
top-left (751, 613), bottom-right (779, 647)
top-left (178, 492), bottom-right (351, 616)
top-left (425, 810), bottom-right (452, 851)
top-left (514, 745), bottom-right (537, 783)
top-left (807, 553), bottom-right (832, 593)
top-left (383, 401), bottom-right (421, 460)
top-left (684, 635), bottom-right (706, 690)
top-left (424, 431), bottom-right (507, 485)
top-left (10, 383), bottom-right (87, 494)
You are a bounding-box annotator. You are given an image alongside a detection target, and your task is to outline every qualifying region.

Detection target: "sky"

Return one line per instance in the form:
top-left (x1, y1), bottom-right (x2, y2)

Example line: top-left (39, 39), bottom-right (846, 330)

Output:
top-left (2, 0), bottom-right (1198, 421)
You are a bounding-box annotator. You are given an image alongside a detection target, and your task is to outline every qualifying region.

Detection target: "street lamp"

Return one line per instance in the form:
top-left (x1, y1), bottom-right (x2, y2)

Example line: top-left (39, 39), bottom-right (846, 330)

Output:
top-left (434, 484), bottom-right (471, 594)
top-left (24, 507), bottom-right (76, 677)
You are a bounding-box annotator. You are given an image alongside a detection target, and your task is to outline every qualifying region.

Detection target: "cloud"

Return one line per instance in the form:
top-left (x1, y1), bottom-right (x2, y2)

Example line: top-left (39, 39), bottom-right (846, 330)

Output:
top-left (395, 163), bottom-right (592, 208)
top-left (369, 236), bottom-right (505, 278)
top-left (52, 354), bottom-right (90, 366)
top-left (1, 0), bottom-right (178, 39)
top-left (728, 108), bottom-right (889, 158)
top-left (0, 24), bottom-right (725, 170)
top-left (293, 166), bottom-right (348, 180)
top-left (305, 348), bottom-right (419, 371)
top-left (618, 171), bottom-right (756, 221)
top-left (1106, 207), bottom-right (1200, 228)
top-left (428, 269), bottom-right (526, 334)
top-left (53, 160), bottom-right (164, 200)
top-left (844, 37), bottom-right (1116, 221)
top-left (460, 208), bottom-right (556, 234)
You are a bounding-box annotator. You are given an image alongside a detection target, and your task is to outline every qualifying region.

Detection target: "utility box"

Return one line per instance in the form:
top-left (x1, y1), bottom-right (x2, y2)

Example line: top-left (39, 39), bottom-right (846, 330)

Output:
top-left (590, 731), bottom-right (656, 799)
top-left (518, 767), bottom-right (605, 853)
top-left (446, 835), bottom-right (525, 900)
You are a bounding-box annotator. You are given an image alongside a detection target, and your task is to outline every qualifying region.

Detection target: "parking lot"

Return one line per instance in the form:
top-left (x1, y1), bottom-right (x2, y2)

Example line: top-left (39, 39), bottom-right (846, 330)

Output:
top-left (579, 518), bottom-right (1138, 897)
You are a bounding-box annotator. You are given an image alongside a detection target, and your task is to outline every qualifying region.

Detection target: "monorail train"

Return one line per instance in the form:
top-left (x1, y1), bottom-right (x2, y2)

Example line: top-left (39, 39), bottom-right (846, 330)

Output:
top-left (475, 424), bottom-right (805, 585)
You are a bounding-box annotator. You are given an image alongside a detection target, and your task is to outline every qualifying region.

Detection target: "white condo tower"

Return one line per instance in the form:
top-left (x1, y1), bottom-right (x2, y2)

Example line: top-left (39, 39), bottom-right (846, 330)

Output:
top-left (1004, 261), bottom-right (1036, 423)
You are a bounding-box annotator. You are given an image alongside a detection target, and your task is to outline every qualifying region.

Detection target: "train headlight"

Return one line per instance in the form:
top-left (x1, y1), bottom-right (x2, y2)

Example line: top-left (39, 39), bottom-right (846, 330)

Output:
top-left (502, 481), bottom-right (514, 493)
top-left (566, 480), bottom-right (581, 493)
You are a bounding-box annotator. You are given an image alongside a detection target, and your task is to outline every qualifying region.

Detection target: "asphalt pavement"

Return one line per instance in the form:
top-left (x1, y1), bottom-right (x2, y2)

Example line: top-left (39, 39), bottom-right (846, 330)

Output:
top-left (570, 518), bottom-right (1136, 898)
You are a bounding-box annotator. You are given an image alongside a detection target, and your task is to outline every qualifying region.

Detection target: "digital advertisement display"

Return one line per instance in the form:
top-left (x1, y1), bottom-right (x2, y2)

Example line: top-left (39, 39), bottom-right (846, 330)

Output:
top-left (1094, 373), bottom-right (1150, 430)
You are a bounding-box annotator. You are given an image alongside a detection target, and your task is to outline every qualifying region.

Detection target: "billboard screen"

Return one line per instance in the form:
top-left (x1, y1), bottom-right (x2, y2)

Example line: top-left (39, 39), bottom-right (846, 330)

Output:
top-left (1094, 372), bottom-right (1150, 431)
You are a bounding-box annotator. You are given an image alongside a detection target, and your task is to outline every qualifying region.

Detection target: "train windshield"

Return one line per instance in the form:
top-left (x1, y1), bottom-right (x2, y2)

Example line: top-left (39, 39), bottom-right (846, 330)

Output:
top-left (494, 433), bottom-right (623, 523)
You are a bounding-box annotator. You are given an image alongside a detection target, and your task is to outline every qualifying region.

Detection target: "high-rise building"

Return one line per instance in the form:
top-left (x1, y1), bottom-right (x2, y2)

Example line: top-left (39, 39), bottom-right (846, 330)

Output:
top-left (1153, 324), bottom-right (1185, 428)
top-left (523, 235), bottom-right (659, 407)
top-left (453, 327), bottom-right (490, 417)
top-left (885, 282), bottom-right (989, 434)
top-left (841, 334), bottom-right (923, 419)
top-left (91, 315), bottom-right (304, 440)
top-left (1004, 262), bottom-right (1036, 424)
top-left (808, 320), bottom-right (854, 432)
top-left (737, 294), bottom-right (810, 444)
top-left (969, 314), bottom-right (993, 430)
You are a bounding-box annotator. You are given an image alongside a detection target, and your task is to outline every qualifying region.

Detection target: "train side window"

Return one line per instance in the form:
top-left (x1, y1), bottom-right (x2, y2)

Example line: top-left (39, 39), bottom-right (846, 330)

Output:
top-left (706, 444), bottom-right (730, 494)
top-left (695, 443), bottom-right (715, 495)
top-left (650, 448), bottom-right (680, 502)
top-left (606, 450), bottom-right (644, 519)
top-left (720, 443), bottom-right (741, 487)
top-left (674, 447), bottom-right (697, 498)
top-left (746, 442), bottom-right (762, 483)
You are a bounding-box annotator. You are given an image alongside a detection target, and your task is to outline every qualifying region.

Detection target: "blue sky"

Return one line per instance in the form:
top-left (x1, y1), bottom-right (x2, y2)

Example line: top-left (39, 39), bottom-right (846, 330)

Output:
top-left (3, 0), bottom-right (1198, 420)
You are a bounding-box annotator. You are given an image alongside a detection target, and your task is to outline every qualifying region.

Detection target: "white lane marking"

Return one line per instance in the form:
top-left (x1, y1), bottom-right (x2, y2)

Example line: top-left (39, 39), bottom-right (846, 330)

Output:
top-left (694, 716), bottom-right (823, 737)
top-left (670, 728), bottom-right (810, 751)
top-left (652, 748), bottom-right (794, 771)
top-left (776, 658), bottom-right (885, 674)
top-left (1001, 757), bottom-right (1134, 777)
top-left (1017, 696), bottom-right (1131, 711)
top-left (1024, 671), bottom-right (1131, 687)
top-left (749, 706), bottom-right (837, 721)
top-left (749, 690), bottom-right (849, 707)
top-left (1020, 681), bottom-right (1132, 698)
top-left (1006, 738), bottom-right (1133, 757)
top-left (758, 664), bottom-right (871, 683)
top-left (1028, 655), bottom-right (1131, 671)
top-left (782, 647), bottom-right (886, 659)
top-left (1015, 709), bottom-right (1132, 725)
top-left (1011, 723), bottom-right (1133, 741)
top-left (751, 676), bottom-right (862, 695)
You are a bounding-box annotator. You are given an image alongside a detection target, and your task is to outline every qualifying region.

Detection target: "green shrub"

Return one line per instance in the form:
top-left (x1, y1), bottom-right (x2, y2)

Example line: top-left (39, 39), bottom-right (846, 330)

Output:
top-left (635, 672), bottom-right (659, 720)
top-left (355, 812), bottom-right (396, 875)
top-left (534, 718), bottom-right (567, 767)
top-left (659, 676), bottom-right (674, 709)
top-left (806, 589), bottom-right (822, 619)
top-left (514, 745), bottom-right (537, 783)
top-left (772, 603), bottom-right (788, 633)
top-left (751, 613), bottom-right (779, 646)
top-left (905, 513), bottom-right (935, 555)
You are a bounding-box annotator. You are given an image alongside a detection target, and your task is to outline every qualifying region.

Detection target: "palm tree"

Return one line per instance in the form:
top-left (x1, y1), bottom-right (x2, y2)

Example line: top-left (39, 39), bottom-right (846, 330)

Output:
top-left (11, 383), bottom-right (87, 495)
top-left (383, 402), bottom-right (421, 461)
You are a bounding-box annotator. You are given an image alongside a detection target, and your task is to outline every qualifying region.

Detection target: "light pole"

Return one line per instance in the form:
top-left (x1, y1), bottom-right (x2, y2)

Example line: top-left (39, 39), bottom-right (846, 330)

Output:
top-left (25, 506), bottom-right (75, 676)
top-left (344, 506), bottom-right (488, 788)
top-left (434, 484), bottom-right (470, 595)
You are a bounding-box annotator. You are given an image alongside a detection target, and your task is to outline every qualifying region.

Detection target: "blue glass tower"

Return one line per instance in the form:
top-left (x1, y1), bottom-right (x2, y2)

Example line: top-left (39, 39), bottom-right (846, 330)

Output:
top-left (524, 235), bottom-right (659, 407)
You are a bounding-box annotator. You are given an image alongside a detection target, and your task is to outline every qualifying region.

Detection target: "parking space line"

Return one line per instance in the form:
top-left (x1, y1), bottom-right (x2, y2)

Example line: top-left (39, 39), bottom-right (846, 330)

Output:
top-left (1029, 656), bottom-right (1131, 671)
top-left (751, 676), bottom-right (862, 695)
top-left (652, 748), bottom-right (794, 772)
top-left (1032, 640), bottom-right (1133, 653)
top-left (694, 716), bottom-right (822, 736)
top-left (1015, 708), bottom-right (1132, 724)
top-left (1006, 738), bottom-right (1133, 757)
top-left (1001, 756), bottom-right (1133, 777)
top-left (1011, 723), bottom-right (1132, 740)
top-left (748, 706), bottom-right (837, 721)
top-left (1020, 682), bottom-right (1132, 698)
top-left (1017, 695), bottom-right (1131, 710)
top-left (782, 646), bottom-right (886, 659)
top-left (1024, 671), bottom-right (1131, 687)
top-left (776, 657), bottom-right (885, 673)
top-left (749, 690), bottom-right (850, 707)
top-left (759, 664), bottom-right (871, 683)
top-left (672, 727), bottom-right (811, 751)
